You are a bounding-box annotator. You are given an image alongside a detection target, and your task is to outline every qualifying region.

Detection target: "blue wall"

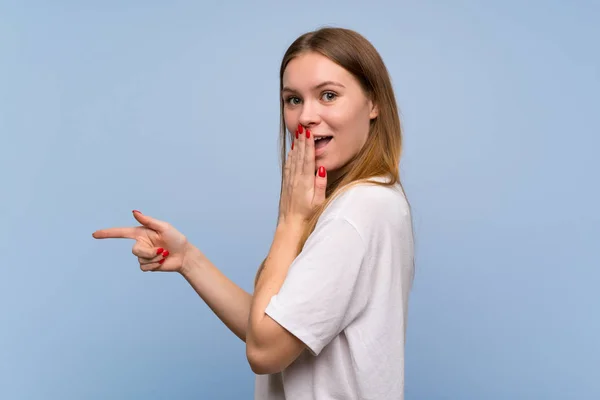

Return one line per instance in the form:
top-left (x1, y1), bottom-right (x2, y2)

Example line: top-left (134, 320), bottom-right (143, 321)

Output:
top-left (1, 1), bottom-right (598, 398)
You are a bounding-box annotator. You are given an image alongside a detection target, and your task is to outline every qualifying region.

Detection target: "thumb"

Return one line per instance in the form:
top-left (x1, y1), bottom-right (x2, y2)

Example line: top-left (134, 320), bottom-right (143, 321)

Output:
top-left (313, 166), bottom-right (327, 205)
top-left (132, 210), bottom-right (167, 232)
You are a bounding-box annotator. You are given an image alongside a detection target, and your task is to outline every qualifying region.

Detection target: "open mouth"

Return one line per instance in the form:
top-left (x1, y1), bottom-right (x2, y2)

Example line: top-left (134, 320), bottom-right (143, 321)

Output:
top-left (314, 136), bottom-right (333, 149)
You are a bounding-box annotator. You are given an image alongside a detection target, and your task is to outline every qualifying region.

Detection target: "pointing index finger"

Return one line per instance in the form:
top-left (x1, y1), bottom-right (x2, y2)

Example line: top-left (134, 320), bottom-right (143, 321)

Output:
top-left (92, 226), bottom-right (141, 240)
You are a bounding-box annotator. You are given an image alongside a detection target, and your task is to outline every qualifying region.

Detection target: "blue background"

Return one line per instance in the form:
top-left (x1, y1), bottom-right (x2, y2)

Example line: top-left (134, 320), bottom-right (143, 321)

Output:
top-left (1, 1), bottom-right (598, 398)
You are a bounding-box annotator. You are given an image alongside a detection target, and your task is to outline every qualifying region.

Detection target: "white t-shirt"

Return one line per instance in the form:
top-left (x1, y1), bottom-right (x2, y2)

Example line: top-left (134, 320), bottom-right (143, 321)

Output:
top-left (254, 176), bottom-right (415, 400)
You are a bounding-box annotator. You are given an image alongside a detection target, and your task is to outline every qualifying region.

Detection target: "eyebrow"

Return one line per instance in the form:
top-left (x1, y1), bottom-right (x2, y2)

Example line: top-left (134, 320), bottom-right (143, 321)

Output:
top-left (282, 81), bottom-right (346, 93)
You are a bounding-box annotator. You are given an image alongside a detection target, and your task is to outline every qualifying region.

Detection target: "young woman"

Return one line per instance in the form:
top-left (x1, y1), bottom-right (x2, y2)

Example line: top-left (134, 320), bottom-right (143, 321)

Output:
top-left (93, 27), bottom-right (415, 400)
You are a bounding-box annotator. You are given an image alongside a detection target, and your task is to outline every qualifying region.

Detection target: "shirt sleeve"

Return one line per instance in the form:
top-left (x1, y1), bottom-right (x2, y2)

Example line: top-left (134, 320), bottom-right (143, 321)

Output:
top-left (264, 216), bottom-right (367, 356)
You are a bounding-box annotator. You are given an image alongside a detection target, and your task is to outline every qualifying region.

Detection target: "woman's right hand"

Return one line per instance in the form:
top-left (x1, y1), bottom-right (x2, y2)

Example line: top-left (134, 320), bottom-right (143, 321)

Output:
top-left (92, 210), bottom-right (189, 273)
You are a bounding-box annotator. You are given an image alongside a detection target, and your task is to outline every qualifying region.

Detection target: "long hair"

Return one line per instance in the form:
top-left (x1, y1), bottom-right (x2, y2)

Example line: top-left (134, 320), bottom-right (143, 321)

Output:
top-left (255, 27), bottom-right (408, 286)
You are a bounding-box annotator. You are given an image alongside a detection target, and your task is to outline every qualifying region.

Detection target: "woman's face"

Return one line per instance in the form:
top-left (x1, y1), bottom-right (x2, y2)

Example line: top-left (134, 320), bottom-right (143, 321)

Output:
top-left (282, 51), bottom-right (378, 177)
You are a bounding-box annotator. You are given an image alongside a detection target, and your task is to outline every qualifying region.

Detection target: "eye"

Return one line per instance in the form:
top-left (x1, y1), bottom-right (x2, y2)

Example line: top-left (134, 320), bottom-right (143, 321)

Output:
top-left (285, 96), bottom-right (301, 106)
top-left (321, 91), bottom-right (337, 102)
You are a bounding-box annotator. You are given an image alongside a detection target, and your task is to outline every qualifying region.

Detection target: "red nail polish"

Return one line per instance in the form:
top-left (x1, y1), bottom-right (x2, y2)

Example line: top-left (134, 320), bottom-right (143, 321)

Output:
top-left (306, 129), bottom-right (311, 139)
top-left (291, 141), bottom-right (294, 150)
top-left (318, 166), bottom-right (326, 177)
top-left (158, 259), bottom-right (165, 264)
top-left (298, 124), bottom-right (303, 134)
top-left (295, 130), bottom-right (299, 139)
top-left (162, 250), bottom-right (170, 257)
top-left (156, 247), bottom-right (164, 255)
top-left (133, 210), bottom-right (142, 214)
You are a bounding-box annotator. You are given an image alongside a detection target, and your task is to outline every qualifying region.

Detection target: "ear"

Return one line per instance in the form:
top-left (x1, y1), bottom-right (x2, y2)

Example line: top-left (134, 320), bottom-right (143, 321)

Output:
top-left (368, 100), bottom-right (379, 120)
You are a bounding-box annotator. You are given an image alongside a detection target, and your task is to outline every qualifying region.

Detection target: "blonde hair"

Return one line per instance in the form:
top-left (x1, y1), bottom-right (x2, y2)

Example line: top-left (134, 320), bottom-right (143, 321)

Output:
top-left (255, 27), bottom-right (408, 286)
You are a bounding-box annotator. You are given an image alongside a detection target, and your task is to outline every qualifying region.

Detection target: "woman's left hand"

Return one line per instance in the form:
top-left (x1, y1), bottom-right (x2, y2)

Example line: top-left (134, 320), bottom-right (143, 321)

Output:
top-left (278, 124), bottom-right (328, 225)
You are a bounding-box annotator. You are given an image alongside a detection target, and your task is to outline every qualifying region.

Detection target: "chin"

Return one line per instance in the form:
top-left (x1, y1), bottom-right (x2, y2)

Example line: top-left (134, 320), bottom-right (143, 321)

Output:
top-left (315, 155), bottom-right (331, 169)
top-left (315, 157), bottom-right (340, 175)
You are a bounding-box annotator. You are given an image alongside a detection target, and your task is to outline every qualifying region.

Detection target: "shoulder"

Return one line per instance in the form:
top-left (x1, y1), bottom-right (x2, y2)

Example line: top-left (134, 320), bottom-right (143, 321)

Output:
top-left (323, 176), bottom-right (411, 223)
top-left (314, 175), bottom-right (412, 245)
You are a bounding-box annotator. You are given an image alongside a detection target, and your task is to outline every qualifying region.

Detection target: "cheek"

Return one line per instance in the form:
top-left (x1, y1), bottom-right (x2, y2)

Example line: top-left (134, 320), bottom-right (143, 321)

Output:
top-left (283, 109), bottom-right (297, 134)
top-left (325, 106), bottom-right (364, 135)
top-left (321, 108), bottom-right (347, 130)
top-left (327, 109), bottom-right (371, 152)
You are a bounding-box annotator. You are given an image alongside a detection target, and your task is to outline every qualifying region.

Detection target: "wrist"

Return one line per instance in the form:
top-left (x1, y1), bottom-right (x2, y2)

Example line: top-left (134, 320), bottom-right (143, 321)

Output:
top-left (273, 219), bottom-right (307, 255)
top-left (276, 218), bottom-right (307, 239)
top-left (277, 213), bottom-right (308, 231)
top-left (179, 242), bottom-right (205, 278)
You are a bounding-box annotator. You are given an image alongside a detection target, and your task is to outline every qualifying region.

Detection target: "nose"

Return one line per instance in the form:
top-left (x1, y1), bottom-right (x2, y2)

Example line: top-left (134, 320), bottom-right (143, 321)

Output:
top-left (298, 99), bottom-right (321, 128)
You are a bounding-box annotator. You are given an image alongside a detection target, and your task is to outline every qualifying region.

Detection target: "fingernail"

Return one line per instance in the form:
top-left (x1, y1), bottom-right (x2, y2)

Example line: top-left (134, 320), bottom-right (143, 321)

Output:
top-left (133, 210), bottom-right (142, 214)
top-left (158, 259), bottom-right (165, 264)
top-left (318, 166), bottom-right (326, 177)
top-left (291, 140), bottom-right (294, 150)
top-left (156, 247), bottom-right (164, 255)
top-left (306, 129), bottom-right (311, 139)
top-left (298, 124), bottom-right (303, 134)
top-left (162, 250), bottom-right (170, 257)
top-left (295, 130), bottom-right (299, 139)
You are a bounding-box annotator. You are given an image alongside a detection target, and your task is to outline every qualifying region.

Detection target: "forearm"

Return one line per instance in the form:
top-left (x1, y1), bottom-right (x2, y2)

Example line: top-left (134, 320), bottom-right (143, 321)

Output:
top-left (247, 221), bottom-right (305, 349)
top-left (180, 243), bottom-right (253, 343)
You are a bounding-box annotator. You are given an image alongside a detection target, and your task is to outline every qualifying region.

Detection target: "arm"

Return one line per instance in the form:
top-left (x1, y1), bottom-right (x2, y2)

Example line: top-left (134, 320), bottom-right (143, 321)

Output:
top-left (180, 243), bottom-right (253, 343)
top-left (245, 216), bottom-right (368, 375)
top-left (245, 220), bottom-right (308, 374)
top-left (92, 210), bottom-right (254, 344)
top-left (244, 125), bottom-right (328, 374)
